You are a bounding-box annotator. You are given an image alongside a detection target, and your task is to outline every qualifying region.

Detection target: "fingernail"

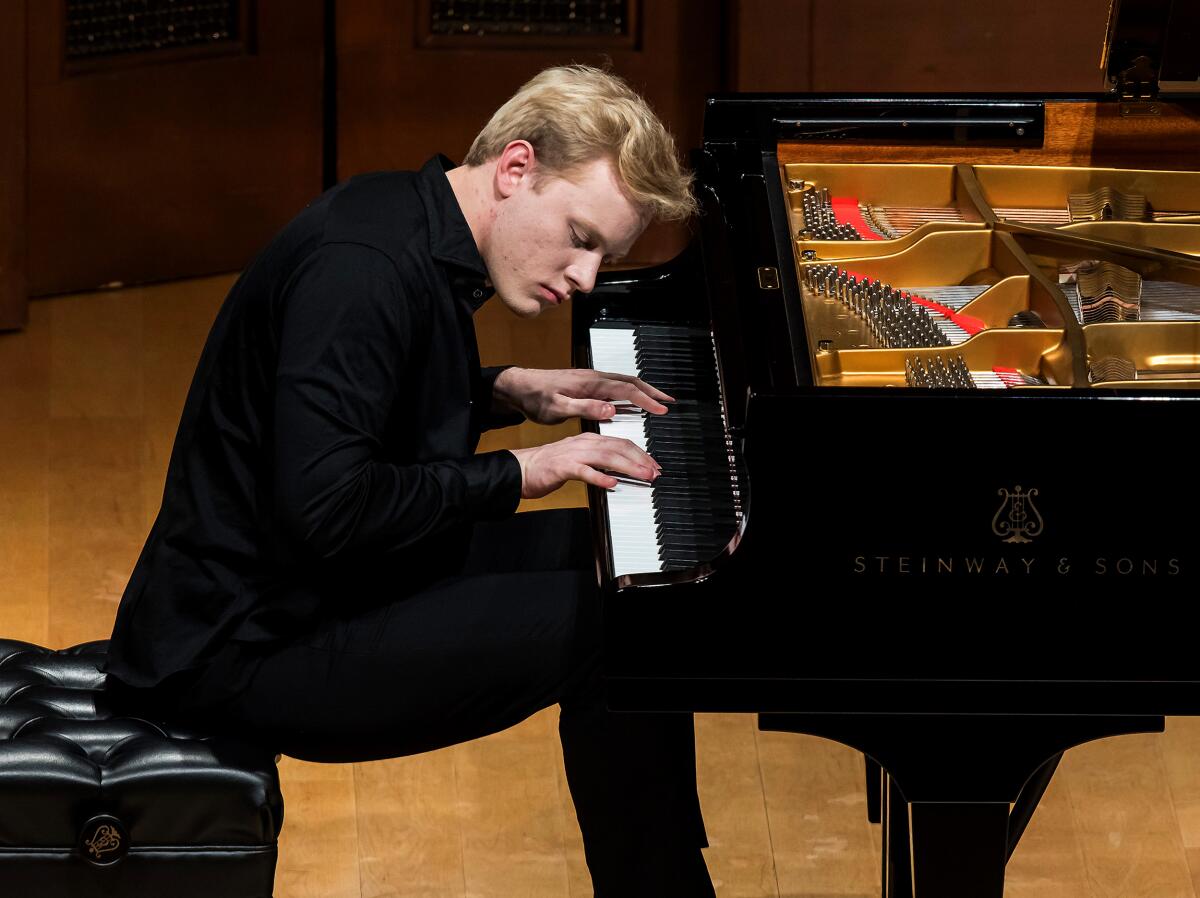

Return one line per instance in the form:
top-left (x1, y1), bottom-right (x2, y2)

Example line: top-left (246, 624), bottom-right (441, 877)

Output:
top-left (604, 404), bottom-right (615, 417)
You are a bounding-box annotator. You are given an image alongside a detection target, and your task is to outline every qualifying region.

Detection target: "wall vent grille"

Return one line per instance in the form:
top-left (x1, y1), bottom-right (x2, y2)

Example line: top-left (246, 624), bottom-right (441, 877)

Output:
top-left (66, 0), bottom-right (241, 61)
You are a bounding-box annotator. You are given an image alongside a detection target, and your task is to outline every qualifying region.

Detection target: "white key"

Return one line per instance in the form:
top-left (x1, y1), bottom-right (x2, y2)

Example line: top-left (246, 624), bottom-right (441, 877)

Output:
top-left (589, 326), bottom-right (664, 577)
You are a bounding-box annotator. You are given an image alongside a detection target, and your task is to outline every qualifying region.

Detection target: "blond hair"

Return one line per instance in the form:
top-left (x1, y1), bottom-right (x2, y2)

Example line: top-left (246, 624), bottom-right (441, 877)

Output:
top-left (464, 65), bottom-right (697, 223)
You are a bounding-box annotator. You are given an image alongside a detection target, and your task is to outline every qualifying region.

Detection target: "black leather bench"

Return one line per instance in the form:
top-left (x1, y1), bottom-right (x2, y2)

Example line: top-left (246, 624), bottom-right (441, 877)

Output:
top-left (0, 638), bottom-right (282, 896)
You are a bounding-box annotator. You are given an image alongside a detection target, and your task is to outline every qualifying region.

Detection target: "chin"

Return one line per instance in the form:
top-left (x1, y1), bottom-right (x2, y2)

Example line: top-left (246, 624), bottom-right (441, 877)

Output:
top-left (496, 291), bottom-right (542, 319)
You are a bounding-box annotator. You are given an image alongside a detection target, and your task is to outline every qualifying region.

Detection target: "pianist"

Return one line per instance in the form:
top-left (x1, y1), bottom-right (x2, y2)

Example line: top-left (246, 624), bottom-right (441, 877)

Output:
top-left (102, 65), bottom-right (712, 895)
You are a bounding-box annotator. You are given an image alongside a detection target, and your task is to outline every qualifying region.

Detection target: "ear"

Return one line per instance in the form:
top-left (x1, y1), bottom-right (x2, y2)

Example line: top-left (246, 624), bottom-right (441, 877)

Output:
top-left (493, 140), bottom-right (536, 199)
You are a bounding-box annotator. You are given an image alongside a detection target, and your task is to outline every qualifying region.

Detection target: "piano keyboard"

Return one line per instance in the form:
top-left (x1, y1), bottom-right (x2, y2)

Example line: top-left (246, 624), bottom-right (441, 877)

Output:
top-left (589, 322), bottom-right (744, 578)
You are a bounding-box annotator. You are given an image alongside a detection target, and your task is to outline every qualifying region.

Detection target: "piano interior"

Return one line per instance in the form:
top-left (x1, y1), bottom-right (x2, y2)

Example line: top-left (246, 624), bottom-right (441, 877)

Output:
top-left (783, 162), bottom-right (1200, 390)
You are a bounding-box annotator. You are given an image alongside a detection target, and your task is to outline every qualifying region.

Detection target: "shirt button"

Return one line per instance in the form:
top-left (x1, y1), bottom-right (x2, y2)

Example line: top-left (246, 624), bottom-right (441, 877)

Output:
top-left (472, 288), bottom-right (484, 299)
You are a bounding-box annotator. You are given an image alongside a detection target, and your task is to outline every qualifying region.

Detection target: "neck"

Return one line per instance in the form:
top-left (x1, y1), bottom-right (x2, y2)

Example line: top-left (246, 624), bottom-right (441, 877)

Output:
top-left (446, 163), bottom-right (495, 265)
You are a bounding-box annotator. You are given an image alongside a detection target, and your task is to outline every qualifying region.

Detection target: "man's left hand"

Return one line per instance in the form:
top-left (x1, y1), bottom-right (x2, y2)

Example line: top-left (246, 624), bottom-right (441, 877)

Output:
top-left (493, 367), bottom-right (674, 425)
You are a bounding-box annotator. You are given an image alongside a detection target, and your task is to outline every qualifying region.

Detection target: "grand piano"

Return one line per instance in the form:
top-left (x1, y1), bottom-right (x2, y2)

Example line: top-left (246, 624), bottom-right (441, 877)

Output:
top-left (572, 1), bottom-right (1200, 895)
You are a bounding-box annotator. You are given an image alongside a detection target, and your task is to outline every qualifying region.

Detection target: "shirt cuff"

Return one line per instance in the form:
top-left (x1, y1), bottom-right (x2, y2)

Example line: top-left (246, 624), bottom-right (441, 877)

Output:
top-left (460, 449), bottom-right (523, 519)
top-left (479, 365), bottom-right (527, 431)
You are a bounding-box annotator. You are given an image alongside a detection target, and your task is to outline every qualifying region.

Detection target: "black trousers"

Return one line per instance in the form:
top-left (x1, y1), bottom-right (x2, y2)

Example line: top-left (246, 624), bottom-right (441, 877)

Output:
top-left (113, 509), bottom-right (714, 897)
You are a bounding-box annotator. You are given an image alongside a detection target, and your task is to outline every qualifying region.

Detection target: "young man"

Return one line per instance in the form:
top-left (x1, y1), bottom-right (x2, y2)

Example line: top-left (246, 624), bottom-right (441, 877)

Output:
top-left (102, 65), bottom-right (713, 895)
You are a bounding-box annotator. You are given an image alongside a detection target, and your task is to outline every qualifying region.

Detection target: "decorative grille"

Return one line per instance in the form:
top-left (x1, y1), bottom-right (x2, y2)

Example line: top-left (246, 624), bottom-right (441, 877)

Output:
top-left (429, 0), bottom-right (629, 37)
top-left (66, 0), bottom-right (241, 60)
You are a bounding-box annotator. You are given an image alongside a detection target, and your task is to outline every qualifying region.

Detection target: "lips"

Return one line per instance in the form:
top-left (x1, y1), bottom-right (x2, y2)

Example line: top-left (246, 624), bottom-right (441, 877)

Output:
top-left (540, 284), bottom-right (565, 305)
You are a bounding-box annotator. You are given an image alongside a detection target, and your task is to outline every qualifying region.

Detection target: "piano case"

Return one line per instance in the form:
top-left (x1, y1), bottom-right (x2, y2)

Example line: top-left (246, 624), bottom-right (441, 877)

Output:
top-left (573, 1), bottom-right (1200, 895)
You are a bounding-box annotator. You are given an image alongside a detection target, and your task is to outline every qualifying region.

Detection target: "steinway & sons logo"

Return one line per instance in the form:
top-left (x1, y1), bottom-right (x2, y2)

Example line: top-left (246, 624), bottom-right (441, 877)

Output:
top-left (992, 485), bottom-right (1043, 544)
top-left (78, 814), bottom-right (129, 866)
top-left (851, 484), bottom-right (1182, 577)
top-left (85, 823), bottom-right (122, 860)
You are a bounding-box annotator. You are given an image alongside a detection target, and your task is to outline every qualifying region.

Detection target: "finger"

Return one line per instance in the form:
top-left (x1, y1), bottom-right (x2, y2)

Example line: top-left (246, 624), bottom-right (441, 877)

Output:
top-left (594, 371), bottom-right (676, 404)
top-left (597, 434), bottom-right (657, 468)
top-left (595, 443), bottom-right (659, 480)
top-left (616, 381), bottom-right (669, 415)
top-left (572, 426), bottom-right (658, 471)
top-left (629, 376), bottom-right (675, 404)
top-left (563, 397), bottom-right (617, 421)
top-left (574, 463), bottom-right (619, 490)
top-left (615, 436), bottom-right (661, 472)
top-left (601, 471), bottom-right (656, 486)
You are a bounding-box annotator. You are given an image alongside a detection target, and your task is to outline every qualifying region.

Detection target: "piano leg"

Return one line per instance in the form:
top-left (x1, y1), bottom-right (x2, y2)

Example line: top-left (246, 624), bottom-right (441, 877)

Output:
top-left (907, 801), bottom-right (1009, 898)
top-left (866, 755), bottom-right (884, 824)
top-left (759, 712), bottom-right (1164, 898)
top-left (882, 774), bottom-right (913, 898)
top-left (1007, 752), bottom-right (1062, 860)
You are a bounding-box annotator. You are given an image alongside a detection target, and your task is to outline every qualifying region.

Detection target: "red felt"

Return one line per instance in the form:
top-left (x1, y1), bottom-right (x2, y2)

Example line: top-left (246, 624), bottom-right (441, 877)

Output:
top-left (993, 367), bottom-right (1025, 388)
top-left (908, 295), bottom-right (987, 335)
top-left (838, 268), bottom-right (988, 336)
top-left (830, 196), bottom-right (884, 240)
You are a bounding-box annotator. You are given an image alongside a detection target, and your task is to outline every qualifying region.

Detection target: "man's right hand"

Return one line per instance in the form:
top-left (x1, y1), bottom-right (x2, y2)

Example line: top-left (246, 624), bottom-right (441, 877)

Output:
top-left (509, 432), bottom-right (662, 500)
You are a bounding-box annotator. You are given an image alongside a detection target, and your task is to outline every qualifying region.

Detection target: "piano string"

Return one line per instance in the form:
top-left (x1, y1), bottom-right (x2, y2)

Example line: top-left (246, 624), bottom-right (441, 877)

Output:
top-left (793, 182), bottom-right (1200, 241)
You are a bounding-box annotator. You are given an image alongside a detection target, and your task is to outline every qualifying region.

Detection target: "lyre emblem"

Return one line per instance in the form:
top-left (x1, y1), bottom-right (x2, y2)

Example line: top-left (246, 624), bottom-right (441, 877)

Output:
top-left (84, 824), bottom-right (122, 860)
top-left (992, 485), bottom-right (1044, 544)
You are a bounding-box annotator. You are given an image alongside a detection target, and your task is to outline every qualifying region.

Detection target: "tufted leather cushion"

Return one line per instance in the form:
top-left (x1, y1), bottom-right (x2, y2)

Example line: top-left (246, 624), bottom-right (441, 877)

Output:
top-left (0, 638), bottom-right (282, 896)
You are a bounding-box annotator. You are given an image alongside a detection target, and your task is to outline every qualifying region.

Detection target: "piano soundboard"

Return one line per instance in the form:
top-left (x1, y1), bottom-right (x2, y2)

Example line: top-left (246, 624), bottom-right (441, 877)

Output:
top-left (786, 168), bottom-right (1200, 392)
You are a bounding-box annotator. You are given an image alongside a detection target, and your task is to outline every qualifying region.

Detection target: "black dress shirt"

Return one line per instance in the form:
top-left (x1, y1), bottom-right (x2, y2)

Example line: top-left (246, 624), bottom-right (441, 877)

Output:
top-left (103, 155), bottom-right (525, 699)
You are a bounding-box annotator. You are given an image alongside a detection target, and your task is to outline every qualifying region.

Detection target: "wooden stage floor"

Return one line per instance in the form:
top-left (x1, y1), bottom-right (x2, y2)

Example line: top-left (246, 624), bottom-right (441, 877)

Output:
top-left (2, 274), bottom-right (1199, 897)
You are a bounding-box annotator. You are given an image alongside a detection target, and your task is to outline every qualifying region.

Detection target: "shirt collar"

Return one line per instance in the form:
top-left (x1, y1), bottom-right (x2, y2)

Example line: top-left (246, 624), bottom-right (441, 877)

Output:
top-left (417, 154), bottom-right (493, 312)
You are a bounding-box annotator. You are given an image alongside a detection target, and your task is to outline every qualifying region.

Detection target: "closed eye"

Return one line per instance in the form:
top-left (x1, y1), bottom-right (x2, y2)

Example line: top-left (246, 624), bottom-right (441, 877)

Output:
top-left (571, 228), bottom-right (614, 264)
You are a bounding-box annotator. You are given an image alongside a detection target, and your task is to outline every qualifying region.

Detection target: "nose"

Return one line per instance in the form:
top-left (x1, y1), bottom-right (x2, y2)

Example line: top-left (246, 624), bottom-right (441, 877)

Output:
top-left (565, 253), bottom-right (602, 295)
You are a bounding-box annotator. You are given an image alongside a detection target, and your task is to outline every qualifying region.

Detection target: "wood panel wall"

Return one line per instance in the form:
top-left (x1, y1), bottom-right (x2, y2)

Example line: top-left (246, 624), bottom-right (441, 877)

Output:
top-left (24, 0), bottom-right (325, 299)
top-left (0, 0), bottom-right (27, 330)
top-left (3, 0), bottom-right (1187, 330)
top-left (728, 0), bottom-right (1114, 93)
top-left (335, 0), bottom-right (723, 265)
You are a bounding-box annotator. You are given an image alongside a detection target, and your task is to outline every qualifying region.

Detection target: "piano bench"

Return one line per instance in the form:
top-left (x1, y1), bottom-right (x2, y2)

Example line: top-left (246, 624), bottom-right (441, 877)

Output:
top-left (0, 638), bottom-right (283, 897)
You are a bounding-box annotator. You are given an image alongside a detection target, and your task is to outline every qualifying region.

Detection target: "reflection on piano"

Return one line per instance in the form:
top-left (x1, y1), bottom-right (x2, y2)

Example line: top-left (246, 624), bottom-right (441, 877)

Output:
top-left (573, 88), bottom-right (1200, 897)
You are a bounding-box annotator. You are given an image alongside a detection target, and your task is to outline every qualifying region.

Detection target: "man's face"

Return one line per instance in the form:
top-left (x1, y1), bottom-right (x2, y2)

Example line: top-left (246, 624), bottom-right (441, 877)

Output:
top-left (485, 154), bottom-right (647, 318)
